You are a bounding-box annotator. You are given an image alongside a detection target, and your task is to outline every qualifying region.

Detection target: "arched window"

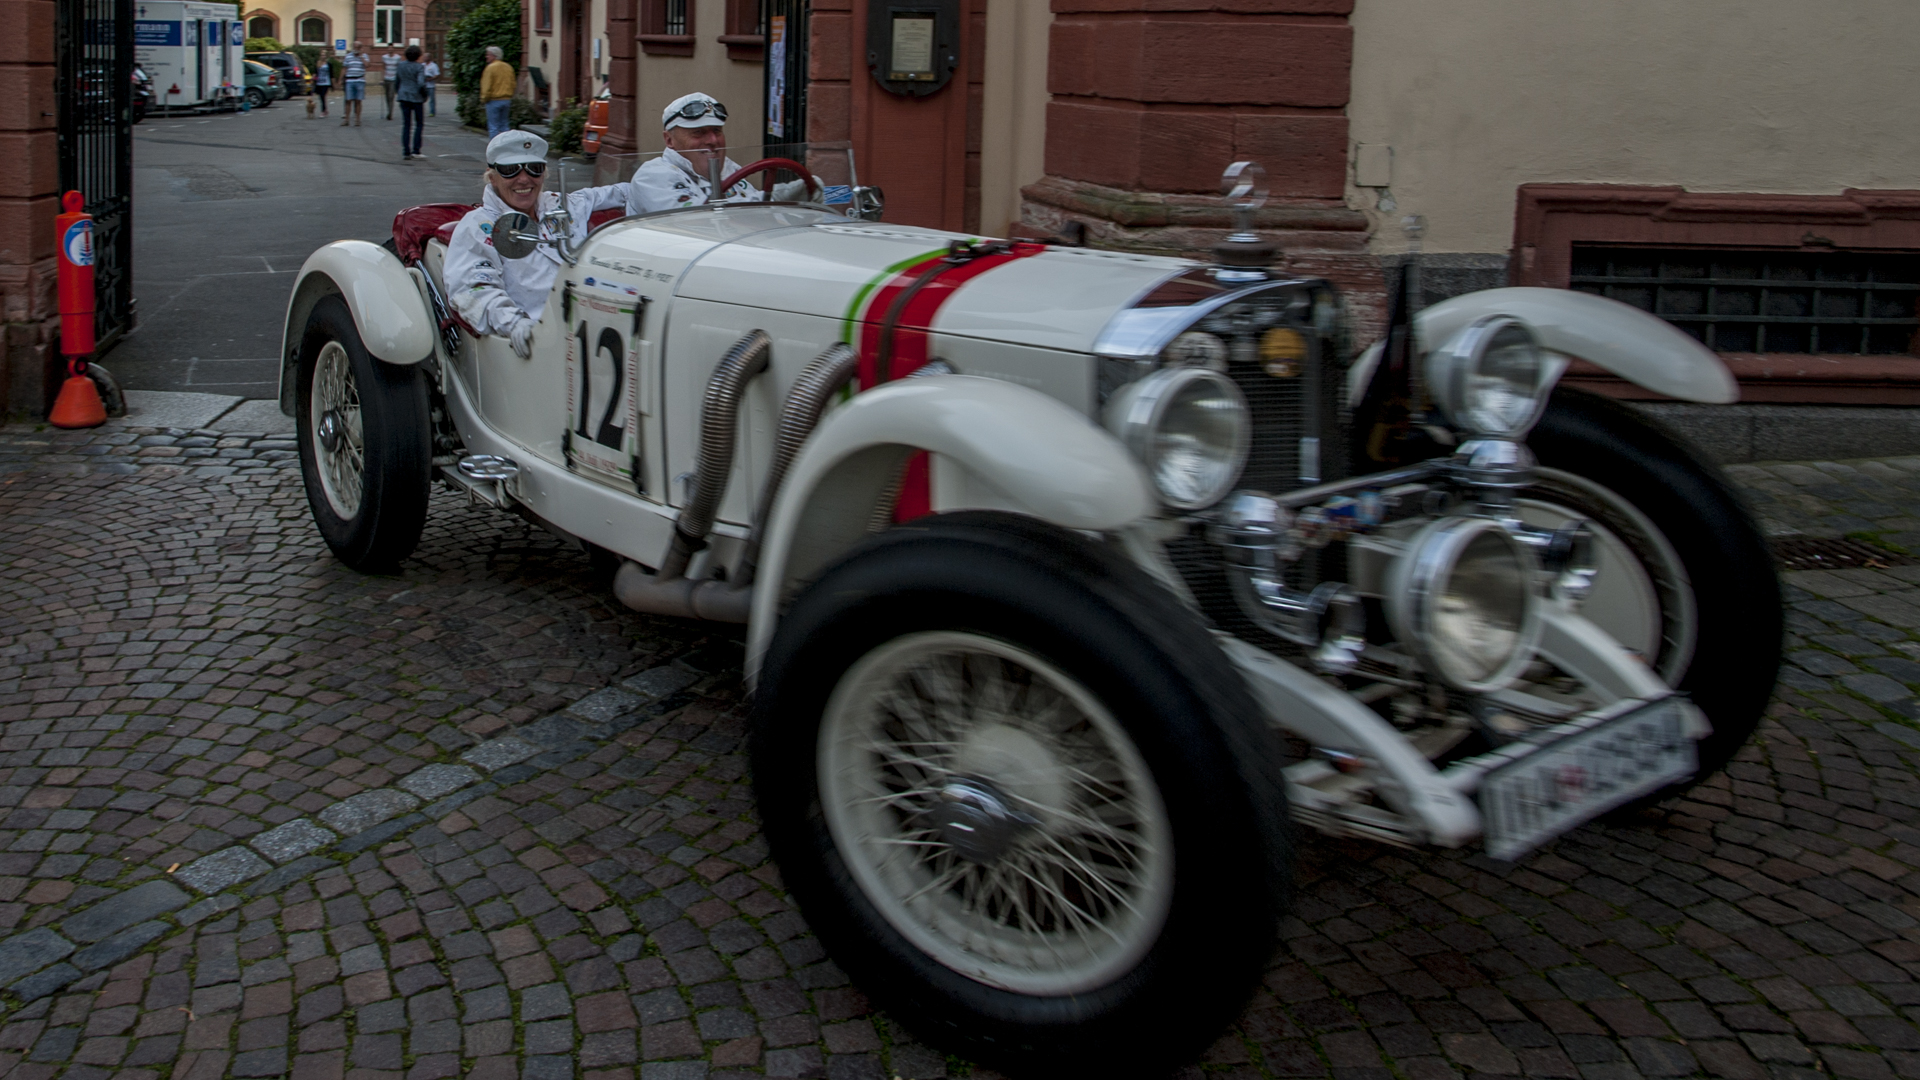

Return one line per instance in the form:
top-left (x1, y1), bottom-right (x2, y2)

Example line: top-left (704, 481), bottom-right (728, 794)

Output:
top-left (298, 16), bottom-right (328, 44)
top-left (247, 14), bottom-right (276, 39)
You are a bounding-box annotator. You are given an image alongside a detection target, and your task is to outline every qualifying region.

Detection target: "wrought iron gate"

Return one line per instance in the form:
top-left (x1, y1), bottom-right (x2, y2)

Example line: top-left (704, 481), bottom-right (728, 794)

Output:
top-left (762, 0), bottom-right (807, 149)
top-left (56, 0), bottom-right (135, 353)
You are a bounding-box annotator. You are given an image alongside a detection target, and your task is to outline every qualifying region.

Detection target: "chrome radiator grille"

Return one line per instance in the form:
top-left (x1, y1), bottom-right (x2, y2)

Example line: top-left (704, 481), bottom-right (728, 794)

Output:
top-left (1168, 330), bottom-right (1347, 647)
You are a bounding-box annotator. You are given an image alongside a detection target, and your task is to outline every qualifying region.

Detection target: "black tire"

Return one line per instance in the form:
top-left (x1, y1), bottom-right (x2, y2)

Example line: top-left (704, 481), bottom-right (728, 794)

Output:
top-left (752, 511), bottom-right (1291, 1076)
top-left (1530, 387), bottom-right (1782, 792)
top-left (131, 100), bottom-right (145, 124)
top-left (296, 294), bottom-right (432, 572)
top-left (245, 87), bottom-right (268, 109)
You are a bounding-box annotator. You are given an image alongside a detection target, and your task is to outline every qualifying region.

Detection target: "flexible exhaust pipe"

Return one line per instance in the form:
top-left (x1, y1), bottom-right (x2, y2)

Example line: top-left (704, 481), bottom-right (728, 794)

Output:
top-left (616, 330), bottom-right (769, 623)
top-left (737, 342), bottom-right (857, 585)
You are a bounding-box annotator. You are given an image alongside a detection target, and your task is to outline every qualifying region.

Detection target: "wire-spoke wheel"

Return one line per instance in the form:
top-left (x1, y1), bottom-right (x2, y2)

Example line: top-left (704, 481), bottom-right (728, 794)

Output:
top-left (1531, 387), bottom-right (1781, 802)
top-left (310, 341), bottom-right (366, 520)
top-left (1514, 467), bottom-right (1695, 684)
top-left (754, 512), bottom-right (1290, 1075)
top-left (296, 294), bottom-right (432, 572)
top-left (819, 631), bottom-right (1173, 996)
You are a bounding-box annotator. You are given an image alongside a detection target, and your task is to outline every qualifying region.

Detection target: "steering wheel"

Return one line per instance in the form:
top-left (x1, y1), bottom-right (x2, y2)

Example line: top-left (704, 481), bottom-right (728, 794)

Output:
top-left (718, 157), bottom-right (820, 202)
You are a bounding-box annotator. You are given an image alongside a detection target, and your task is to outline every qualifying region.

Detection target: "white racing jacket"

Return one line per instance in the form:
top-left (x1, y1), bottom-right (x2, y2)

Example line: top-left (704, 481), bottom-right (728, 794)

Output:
top-left (625, 148), bottom-right (808, 214)
top-left (444, 182), bottom-right (629, 335)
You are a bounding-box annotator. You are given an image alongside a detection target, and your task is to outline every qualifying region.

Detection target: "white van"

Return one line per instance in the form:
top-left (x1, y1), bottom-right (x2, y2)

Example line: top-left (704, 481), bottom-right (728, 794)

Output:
top-left (133, 0), bottom-right (247, 110)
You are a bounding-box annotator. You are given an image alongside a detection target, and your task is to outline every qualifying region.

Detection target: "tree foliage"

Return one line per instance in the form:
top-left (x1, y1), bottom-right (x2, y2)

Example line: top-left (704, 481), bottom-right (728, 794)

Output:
top-left (245, 36), bottom-right (283, 51)
top-left (446, 0), bottom-right (523, 127)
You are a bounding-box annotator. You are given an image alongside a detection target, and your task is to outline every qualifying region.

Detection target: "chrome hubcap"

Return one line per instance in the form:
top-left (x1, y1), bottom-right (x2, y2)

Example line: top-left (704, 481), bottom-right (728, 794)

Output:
top-left (819, 631), bottom-right (1173, 995)
top-left (923, 779), bottom-right (1038, 865)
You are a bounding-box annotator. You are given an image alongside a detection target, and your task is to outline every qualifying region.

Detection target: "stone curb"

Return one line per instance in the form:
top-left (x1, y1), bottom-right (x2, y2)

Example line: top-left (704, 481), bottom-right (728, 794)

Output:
top-left (0, 654), bottom-right (720, 1007)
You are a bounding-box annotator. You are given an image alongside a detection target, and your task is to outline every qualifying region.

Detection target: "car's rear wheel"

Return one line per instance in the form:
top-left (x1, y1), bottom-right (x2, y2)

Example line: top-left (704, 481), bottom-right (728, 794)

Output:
top-left (1528, 387), bottom-right (1782, 793)
top-left (296, 294), bottom-right (431, 571)
top-left (245, 87), bottom-right (268, 109)
top-left (753, 512), bottom-right (1290, 1075)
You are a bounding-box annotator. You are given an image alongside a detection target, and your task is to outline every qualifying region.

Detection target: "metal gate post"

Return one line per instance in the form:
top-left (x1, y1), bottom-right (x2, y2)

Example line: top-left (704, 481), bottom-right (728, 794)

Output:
top-left (55, 0), bottom-right (135, 356)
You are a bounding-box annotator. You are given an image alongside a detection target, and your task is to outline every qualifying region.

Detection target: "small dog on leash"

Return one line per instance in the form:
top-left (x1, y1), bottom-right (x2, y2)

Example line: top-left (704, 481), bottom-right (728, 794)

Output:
top-left (306, 96), bottom-right (316, 118)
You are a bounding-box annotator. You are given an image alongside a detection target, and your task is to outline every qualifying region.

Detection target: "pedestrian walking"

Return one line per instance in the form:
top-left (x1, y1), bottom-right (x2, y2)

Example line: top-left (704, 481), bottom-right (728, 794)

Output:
top-left (312, 50), bottom-right (332, 116)
top-left (422, 55), bottom-right (439, 116)
top-left (341, 42), bottom-right (368, 126)
top-left (382, 48), bottom-right (401, 120)
top-left (396, 45), bottom-right (428, 160)
top-left (481, 46), bottom-right (514, 138)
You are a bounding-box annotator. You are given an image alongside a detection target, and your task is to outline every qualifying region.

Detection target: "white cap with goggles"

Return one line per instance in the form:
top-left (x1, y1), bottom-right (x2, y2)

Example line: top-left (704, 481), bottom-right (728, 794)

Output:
top-left (486, 130), bottom-right (548, 166)
top-left (662, 92), bottom-right (727, 131)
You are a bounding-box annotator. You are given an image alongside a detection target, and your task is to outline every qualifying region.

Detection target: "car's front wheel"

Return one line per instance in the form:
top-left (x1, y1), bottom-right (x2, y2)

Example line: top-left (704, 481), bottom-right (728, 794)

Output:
top-left (1526, 386), bottom-right (1782, 793)
top-left (753, 512), bottom-right (1290, 1075)
top-left (296, 294), bottom-right (431, 571)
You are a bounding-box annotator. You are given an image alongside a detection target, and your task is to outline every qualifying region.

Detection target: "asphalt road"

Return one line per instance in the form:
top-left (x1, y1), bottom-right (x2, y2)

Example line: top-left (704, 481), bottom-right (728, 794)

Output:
top-left (106, 97), bottom-right (593, 401)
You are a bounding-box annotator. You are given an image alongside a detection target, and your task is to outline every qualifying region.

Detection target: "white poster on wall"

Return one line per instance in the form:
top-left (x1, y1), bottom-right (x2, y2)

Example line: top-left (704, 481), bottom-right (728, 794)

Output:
top-left (766, 15), bottom-right (785, 137)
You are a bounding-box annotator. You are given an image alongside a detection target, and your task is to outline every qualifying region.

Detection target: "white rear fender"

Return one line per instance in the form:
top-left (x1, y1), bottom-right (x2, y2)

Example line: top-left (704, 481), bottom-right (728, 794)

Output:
top-left (1347, 286), bottom-right (1738, 406)
top-left (278, 240), bottom-right (437, 413)
top-left (745, 375), bottom-right (1155, 683)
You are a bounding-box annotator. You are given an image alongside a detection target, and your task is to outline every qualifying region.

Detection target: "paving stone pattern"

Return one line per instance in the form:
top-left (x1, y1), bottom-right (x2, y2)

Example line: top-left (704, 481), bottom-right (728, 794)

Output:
top-left (9, 421), bottom-right (1920, 1079)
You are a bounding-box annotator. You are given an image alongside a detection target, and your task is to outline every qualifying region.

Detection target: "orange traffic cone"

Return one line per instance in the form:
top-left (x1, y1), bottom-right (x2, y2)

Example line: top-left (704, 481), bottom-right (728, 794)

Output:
top-left (49, 362), bottom-right (106, 428)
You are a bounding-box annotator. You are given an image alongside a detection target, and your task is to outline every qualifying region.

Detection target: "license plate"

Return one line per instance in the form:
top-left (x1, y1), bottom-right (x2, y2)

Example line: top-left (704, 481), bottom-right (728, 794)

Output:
top-left (1478, 696), bottom-right (1698, 861)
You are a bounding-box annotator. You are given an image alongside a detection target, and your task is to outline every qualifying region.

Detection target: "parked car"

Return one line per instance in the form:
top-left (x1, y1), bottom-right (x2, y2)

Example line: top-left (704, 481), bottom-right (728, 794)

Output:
top-left (132, 65), bottom-right (153, 123)
top-left (582, 89), bottom-right (609, 155)
top-left (245, 50), bottom-right (309, 95)
top-left (241, 59), bottom-right (280, 109)
top-left (279, 150), bottom-right (1780, 1075)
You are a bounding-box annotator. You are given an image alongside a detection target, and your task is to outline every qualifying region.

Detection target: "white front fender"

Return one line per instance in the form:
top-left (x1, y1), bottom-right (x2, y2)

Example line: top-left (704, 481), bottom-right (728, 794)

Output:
top-left (1419, 287), bottom-right (1737, 404)
top-left (1349, 287), bottom-right (1739, 407)
top-left (278, 240), bottom-right (437, 413)
top-left (745, 375), bottom-right (1155, 683)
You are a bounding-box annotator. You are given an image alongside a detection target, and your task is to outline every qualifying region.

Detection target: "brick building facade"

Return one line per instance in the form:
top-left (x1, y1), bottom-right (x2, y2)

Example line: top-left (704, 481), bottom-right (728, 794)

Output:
top-left (0, 0), bottom-right (62, 418)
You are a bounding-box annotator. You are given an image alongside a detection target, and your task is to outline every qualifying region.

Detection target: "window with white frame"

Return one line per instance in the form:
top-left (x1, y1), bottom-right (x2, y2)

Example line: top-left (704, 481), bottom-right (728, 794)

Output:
top-left (374, 5), bottom-right (404, 45)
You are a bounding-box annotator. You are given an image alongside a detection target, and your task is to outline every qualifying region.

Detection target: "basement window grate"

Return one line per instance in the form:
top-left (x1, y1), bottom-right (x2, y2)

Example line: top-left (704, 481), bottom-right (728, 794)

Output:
top-left (1772, 536), bottom-right (1913, 572)
top-left (1570, 246), bottom-right (1920, 354)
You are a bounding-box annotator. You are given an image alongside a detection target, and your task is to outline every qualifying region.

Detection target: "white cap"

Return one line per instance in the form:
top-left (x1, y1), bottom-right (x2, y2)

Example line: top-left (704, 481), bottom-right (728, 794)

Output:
top-left (486, 130), bottom-right (547, 166)
top-left (662, 91), bottom-right (724, 131)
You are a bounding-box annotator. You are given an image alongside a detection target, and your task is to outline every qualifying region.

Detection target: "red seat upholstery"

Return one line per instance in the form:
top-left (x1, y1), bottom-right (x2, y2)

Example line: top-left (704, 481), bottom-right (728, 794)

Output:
top-left (587, 207), bottom-right (624, 231)
top-left (391, 203), bottom-right (477, 265)
top-left (433, 220), bottom-right (459, 249)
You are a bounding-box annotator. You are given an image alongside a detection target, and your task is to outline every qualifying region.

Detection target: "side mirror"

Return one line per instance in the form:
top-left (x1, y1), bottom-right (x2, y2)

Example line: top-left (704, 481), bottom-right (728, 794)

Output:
top-left (848, 185), bottom-right (884, 222)
top-left (492, 211), bottom-right (542, 260)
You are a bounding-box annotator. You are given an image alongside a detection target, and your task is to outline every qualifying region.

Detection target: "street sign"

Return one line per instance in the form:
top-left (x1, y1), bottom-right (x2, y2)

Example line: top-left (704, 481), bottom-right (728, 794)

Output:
top-left (335, 37), bottom-right (344, 49)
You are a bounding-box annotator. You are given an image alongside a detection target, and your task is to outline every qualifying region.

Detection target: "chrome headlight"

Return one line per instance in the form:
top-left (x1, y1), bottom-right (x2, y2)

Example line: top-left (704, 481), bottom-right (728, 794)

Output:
top-left (1386, 516), bottom-right (1542, 693)
top-left (1427, 315), bottom-right (1550, 439)
top-left (1107, 366), bottom-right (1249, 510)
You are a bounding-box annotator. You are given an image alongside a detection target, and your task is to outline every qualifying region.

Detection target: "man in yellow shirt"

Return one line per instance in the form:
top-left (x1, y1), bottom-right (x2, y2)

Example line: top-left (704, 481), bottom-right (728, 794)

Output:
top-left (480, 46), bottom-right (515, 138)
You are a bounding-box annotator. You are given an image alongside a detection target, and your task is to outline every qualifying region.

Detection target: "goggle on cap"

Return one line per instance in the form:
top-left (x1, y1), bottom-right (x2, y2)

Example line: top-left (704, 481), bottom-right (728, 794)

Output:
top-left (663, 92), bottom-right (726, 131)
top-left (486, 130), bottom-right (548, 166)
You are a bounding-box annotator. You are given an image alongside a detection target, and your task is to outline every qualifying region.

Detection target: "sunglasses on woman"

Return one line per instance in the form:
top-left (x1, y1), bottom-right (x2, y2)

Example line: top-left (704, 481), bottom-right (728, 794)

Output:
top-left (670, 99), bottom-right (727, 123)
top-left (491, 161), bottom-right (547, 178)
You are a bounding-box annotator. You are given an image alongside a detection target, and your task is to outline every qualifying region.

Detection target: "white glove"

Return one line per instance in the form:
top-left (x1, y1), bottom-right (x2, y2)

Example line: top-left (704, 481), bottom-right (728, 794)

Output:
top-left (509, 317), bottom-right (535, 359)
top-left (772, 177), bottom-right (819, 203)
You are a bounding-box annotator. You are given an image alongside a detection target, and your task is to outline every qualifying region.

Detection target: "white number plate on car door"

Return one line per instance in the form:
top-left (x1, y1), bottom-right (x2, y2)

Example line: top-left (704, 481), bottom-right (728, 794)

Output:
top-left (1477, 696), bottom-right (1698, 862)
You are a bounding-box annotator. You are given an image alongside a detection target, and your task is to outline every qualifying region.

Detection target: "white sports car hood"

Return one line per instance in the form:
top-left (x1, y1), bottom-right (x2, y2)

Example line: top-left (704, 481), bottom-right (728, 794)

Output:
top-left (671, 219), bottom-right (1194, 355)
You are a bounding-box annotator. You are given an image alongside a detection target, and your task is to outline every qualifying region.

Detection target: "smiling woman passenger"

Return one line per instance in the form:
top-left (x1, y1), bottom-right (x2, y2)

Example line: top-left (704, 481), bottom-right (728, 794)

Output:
top-left (440, 131), bottom-right (630, 357)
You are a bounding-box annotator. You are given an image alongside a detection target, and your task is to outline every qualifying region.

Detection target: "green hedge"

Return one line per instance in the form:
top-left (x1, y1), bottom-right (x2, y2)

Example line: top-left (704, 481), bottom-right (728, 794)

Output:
top-left (547, 99), bottom-right (586, 154)
top-left (447, 0), bottom-right (524, 128)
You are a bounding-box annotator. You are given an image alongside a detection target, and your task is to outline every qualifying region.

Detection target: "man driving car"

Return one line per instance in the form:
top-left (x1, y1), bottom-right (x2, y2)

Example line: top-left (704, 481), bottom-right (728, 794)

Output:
top-left (444, 131), bottom-right (631, 358)
top-left (626, 92), bottom-right (814, 214)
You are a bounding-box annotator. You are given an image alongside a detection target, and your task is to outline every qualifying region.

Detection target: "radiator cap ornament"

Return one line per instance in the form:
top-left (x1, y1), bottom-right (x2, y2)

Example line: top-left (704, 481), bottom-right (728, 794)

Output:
top-left (1214, 161), bottom-right (1276, 272)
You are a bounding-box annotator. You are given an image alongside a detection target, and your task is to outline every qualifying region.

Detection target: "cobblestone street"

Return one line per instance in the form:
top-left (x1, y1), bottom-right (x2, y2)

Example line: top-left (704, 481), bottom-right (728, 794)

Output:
top-left (5, 418), bottom-right (1920, 1080)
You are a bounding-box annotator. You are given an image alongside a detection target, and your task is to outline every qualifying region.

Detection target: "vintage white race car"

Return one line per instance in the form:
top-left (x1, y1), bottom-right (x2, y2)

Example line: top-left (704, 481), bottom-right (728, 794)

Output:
top-left (279, 150), bottom-right (1781, 1074)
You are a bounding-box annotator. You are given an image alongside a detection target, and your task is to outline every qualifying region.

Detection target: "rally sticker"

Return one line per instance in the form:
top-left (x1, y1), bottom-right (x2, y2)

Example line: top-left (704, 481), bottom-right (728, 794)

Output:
top-left (62, 219), bottom-right (93, 267)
